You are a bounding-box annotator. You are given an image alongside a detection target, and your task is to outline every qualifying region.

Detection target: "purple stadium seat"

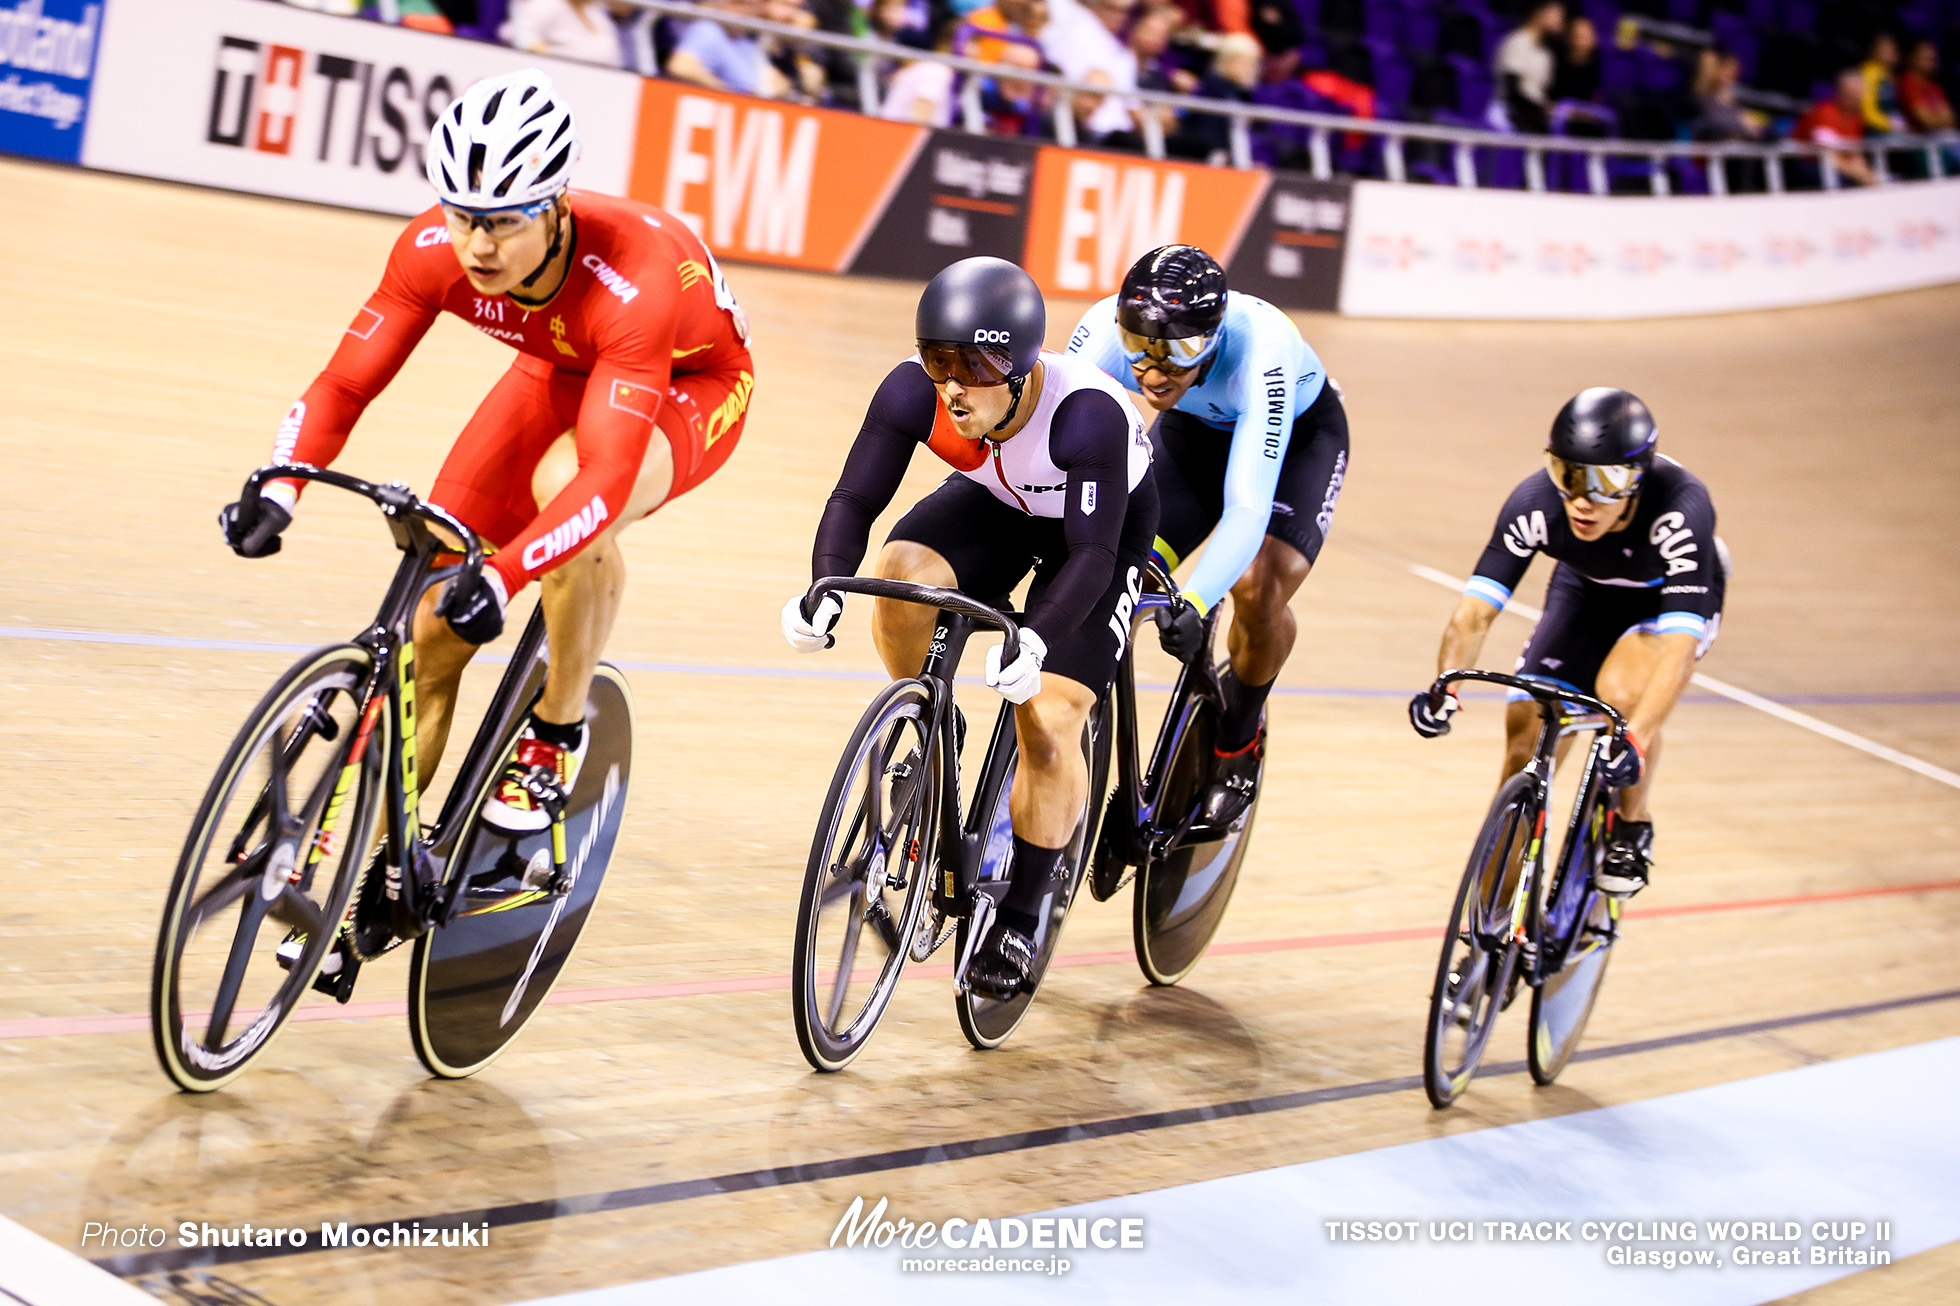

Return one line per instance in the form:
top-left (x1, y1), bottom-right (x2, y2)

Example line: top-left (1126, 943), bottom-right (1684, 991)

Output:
top-left (1402, 5), bottom-right (1440, 54)
top-left (1781, 0), bottom-right (1815, 31)
top-left (454, 0), bottom-right (509, 41)
top-left (1375, 55), bottom-right (1414, 112)
top-left (1292, 0), bottom-right (1320, 33)
top-left (1599, 47), bottom-right (1636, 97)
top-left (1365, 0), bottom-right (1404, 46)
top-left (1743, 0), bottom-right (1776, 26)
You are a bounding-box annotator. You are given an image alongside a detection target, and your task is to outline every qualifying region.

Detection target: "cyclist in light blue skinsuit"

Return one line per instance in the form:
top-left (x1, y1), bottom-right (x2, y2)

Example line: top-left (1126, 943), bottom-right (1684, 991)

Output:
top-left (1068, 244), bottom-right (1350, 824)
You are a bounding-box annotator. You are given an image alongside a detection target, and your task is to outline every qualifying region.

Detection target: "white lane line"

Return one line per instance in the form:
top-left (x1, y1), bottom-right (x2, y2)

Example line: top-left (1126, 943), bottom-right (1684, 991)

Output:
top-left (0, 1215), bottom-right (160, 1305)
top-left (1409, 565), bottom-right (1960, 792)
top-left (511, 1037), bottom-right (1960, 1306)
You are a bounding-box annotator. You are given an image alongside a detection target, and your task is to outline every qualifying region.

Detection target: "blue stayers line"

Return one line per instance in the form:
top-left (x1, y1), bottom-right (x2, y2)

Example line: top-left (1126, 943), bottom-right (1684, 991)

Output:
top-left (2, 626), bottom-right (1955, 706)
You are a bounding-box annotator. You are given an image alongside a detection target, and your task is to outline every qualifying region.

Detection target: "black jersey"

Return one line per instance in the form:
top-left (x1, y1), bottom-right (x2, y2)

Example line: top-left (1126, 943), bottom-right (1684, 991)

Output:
top-left (1465, 456), bottom-right (1723, 640)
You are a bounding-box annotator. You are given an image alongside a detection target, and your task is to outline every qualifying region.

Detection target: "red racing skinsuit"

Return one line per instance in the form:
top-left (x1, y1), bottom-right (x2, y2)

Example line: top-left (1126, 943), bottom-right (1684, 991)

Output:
top-left (266, 189), bottom-right (753, 597)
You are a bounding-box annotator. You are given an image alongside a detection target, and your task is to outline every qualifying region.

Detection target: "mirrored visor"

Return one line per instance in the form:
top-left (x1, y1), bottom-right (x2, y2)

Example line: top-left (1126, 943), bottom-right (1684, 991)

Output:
top-left (1545, 453), bottom-right (1643, 504)
top-left (1119, 327), bottom-right (1214, 372)
top-left (918, 342), bottom-right (1015, 388)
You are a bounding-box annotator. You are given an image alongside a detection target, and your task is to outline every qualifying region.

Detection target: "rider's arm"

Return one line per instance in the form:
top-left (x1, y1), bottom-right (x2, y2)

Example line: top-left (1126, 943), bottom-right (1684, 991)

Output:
top-left (263, 217), bottom-right (448, 512)
top-left (1441, 477), bottom-right (1542, 672)
top-left (1027, 389), bottom-right (1134, 644)
top-left (810, 361), bottom-right (936, 581)
top-left (1435, 595), bottom-right (1502, 676)
top-left (488, 265), bottom-right (684, 596)
top-left (1181, 329), bottom-right (1327, 613)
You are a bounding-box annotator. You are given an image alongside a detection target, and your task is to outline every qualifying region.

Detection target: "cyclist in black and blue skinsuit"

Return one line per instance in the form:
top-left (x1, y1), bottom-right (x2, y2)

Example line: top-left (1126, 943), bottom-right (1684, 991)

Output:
top-left (1068, 245), bottom-right (1350, 825)
top-left (1408, 388), bottom-right (1728, 898)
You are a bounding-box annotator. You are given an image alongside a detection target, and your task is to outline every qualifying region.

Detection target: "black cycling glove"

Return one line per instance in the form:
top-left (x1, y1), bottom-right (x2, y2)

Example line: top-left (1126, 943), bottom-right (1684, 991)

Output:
top-left (1153, 597), bottom-right (1206, 664)
top-left (438, 569), bottom-right (508, 645)
top-left (218, 498), bottom-right (291, 558)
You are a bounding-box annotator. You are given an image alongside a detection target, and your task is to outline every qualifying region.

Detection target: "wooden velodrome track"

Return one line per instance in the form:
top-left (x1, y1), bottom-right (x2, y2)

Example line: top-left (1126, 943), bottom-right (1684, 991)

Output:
top-left (2, 155), bottom-right (1957, 1306)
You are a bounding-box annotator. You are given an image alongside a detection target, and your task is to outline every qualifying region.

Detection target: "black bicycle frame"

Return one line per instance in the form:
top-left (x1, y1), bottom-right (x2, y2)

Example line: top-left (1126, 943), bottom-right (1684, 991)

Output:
top-left (1434, 669), bottom-right (1627, 977)
top-left (236, 464), bottom-right (528, 938)
top-left (806, 576), bottom-right (1022, 913)
top-left (1100, 561), bottom-right (1224, 866)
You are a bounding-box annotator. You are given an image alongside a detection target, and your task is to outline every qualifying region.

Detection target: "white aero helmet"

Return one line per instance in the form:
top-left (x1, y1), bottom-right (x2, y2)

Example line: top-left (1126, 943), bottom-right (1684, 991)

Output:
top-left (426, 69), bottom-right (579, 210)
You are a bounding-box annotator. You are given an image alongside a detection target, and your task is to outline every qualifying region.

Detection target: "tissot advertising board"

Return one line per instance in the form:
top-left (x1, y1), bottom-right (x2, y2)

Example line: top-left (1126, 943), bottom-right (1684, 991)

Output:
top-left (81, 0), bottom-right (639, 214)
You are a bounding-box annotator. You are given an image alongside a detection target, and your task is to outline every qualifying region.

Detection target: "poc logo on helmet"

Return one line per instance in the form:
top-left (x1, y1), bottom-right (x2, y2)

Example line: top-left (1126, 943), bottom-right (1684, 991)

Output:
top-left (973, 329), bottom-right (1012, 344)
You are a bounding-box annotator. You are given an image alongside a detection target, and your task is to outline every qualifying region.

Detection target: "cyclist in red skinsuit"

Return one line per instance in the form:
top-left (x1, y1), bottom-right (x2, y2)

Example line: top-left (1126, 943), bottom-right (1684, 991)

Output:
top-left (268, 188), bottom-right (750, 592)
top-left (222, 69), bottom-right (752, 831)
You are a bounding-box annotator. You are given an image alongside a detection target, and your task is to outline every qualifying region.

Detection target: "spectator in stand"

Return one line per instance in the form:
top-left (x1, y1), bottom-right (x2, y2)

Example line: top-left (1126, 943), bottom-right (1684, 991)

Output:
top-left (1249, 0), bottom-right (1305, 83)
top-left (869, 0), bottom-right (935, 49)
top-left (505, 0), bottom-right (625, 66)
top-left (1169, 31), bottom-right (1259, 162)
top-left (669, 0), bottom-right (793, 97)
top-left (880, 54), bottom-right (957, 123)
top-left (1898, 38), bottom-right (1955, 132)
top-left (1693, 49), bottom-right (1759, 141)
top-left (966, 0), bottom-right (1051, 65)
top-left (981, 38), bottom-right (1053, 134)
top-left (1550, 15), bottom-right (1601, 104)
top-left (1858, 31), bottom-right (1907, 135)
top-left (762, 0), bottom-right (830, 101)
top-left (1042, 0), bottom-right (1142, 138)
top-left (1795, 69), bottom-right (1877, 185)
top-left (1494, 0), bottom-right (1565, 134)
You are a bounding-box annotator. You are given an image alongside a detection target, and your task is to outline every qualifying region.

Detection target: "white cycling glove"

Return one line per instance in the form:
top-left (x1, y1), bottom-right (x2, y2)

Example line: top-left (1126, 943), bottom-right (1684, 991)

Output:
top-left (984, 628), bottom-right (1047, 705)
top-left (781, 592), bottom-right (842, 653)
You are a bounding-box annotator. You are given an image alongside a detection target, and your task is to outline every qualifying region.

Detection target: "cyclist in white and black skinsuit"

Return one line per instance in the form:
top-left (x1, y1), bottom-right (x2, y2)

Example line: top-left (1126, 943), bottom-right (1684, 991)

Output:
top-left (781, 257), bottom-right (1157, 1000)
top-left (1409, 388), bottom-right (1727, 897)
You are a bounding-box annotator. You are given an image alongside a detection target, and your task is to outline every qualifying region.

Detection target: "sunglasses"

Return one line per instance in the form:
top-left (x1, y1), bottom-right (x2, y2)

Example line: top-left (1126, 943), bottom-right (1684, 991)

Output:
top-left (441, 198), bottom-right (553, 239)
top-left (919, 341), bottom-right (1016, 388)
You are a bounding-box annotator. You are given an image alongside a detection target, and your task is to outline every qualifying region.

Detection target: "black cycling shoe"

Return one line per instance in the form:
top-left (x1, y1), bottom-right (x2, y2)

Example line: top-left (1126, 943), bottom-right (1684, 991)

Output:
top-left (966, 919), bottom-right (1035, 1001)
top-left (1596, 818), bottom-right (1653, 897)
top-left (1200, 722), bottom-right (1264, 828)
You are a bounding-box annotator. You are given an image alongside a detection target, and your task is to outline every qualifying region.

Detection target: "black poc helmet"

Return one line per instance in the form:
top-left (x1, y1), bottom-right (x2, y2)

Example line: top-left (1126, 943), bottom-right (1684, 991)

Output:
top-left (916, 256), bottom-right (1045, 383)
top-left (1546, 388), bottom-right (1658, 503)
top-left (1117, 244), bottom-right (1228, 370)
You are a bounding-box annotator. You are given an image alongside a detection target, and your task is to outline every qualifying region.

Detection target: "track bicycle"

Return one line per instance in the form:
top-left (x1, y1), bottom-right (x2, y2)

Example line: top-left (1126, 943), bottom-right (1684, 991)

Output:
top-left (789, 577), bottom-right (1110, 1072)
top-left (151, 465), bottom-right (634, 1092)
top-left (1088, 560), bottom-right (1264, 986)
top-left (1420, 669), bottom-right (1629, 1109)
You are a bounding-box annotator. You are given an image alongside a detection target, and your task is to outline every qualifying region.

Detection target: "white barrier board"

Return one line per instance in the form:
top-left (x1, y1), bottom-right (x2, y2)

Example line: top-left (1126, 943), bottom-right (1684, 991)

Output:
top-left (82, 0), bottom-right (640, 214)
top-left (1341, 176), bottom-right (1960, 318)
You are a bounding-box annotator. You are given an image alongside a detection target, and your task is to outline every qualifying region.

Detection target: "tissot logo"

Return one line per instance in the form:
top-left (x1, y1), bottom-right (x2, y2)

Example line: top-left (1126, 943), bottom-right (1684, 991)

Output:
top-left (205, 34), bottom-right (455, 175)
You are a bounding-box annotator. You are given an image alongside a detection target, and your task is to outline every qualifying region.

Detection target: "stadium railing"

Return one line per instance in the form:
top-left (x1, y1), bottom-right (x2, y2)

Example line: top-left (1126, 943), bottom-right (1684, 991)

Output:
top-left (608, 0), bottom-right (1960, 197)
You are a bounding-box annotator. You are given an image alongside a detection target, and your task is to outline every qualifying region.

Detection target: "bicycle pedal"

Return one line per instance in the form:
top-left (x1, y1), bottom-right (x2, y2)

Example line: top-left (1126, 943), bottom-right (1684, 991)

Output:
top-left (274, 934), bottom-right (305, 973)
top-left (517, 766), bottom-right (569, 819)
top-left (311, 943), bottom-right (362, 1003)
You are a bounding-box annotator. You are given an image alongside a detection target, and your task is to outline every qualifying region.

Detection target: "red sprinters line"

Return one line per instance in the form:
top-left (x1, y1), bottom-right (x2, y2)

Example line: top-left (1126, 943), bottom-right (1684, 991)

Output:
top-left (8, 878), bottom-right (1956, 1041)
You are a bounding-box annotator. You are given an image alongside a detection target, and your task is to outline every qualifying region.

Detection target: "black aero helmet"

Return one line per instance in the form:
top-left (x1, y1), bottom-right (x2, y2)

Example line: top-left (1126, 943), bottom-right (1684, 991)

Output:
top-left (915, 256), bottom-right (1045, 387)
top-left (1117, 244), bottom-right (1227, 371)
top-left (1545, 387), bottom-right (1658, 503)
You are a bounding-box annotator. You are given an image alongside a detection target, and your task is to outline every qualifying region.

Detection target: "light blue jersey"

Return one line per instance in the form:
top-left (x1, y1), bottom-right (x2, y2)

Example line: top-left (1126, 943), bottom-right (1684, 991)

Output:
top-left (1067, 290), bottom-right (1327, 612)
